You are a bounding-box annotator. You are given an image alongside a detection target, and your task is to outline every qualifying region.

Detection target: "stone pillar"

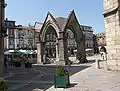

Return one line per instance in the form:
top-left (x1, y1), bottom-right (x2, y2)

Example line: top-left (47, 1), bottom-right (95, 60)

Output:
top-left (104, 0), bottom-right (120, 70)
top-left (77, 43), bottom-right (81, 60)
top-left (36, 42), bottom-right (45, 64)
top-left (77, 38), bottom-right (86, 63)
top-left (56, 38), bottom-right (65, 65)
top-left (56, 31), bottom-right (69, 65)
top-left (56, 41), bottom-right (59, 59)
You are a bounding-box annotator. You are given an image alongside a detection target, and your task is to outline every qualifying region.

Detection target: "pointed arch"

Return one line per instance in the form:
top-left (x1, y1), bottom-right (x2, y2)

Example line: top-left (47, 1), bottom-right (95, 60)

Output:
top-left (39, 12), bottom-right (61, 42)
top-left (63, 10), bottom-right (84, 43)
top-left (41, 21), bottom-right (59, 42)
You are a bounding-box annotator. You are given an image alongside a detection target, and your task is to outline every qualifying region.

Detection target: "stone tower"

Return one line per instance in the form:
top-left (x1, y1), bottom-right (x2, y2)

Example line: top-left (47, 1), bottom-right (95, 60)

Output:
top-left (104, 0), bottom-right (120, 70)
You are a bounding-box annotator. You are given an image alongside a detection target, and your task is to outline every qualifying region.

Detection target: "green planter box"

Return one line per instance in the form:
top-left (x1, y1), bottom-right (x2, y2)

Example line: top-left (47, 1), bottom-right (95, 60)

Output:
top-left (54, 74), bottom-right (70, 88)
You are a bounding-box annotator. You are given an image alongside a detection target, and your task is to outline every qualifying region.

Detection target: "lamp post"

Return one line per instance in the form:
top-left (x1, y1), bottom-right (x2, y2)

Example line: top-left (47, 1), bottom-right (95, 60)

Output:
top-left (0, 0), bottom-right (7, 77)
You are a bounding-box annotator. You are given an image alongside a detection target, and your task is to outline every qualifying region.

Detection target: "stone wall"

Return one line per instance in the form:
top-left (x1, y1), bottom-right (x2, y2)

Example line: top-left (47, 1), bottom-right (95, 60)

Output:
top-left (104, 0), bottom-right (120, 70)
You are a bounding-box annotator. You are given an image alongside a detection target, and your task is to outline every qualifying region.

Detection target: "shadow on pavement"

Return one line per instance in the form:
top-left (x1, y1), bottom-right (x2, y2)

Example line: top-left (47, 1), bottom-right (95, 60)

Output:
top-left (68, 83), bottom-right (77, 88)
top-left (87, 60), bottom-right (95, 63)
top-left (5, 64), bottom-right (90, 91)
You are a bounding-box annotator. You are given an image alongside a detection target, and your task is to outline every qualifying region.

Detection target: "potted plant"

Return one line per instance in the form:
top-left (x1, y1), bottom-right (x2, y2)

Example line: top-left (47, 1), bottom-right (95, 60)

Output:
top-left (0, 78), bottom-right (8, 91)
top-left (54, 65), bottom-right (70, 88)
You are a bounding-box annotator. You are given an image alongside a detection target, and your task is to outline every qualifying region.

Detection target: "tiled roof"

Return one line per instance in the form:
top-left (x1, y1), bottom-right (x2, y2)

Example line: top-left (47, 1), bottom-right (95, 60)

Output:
top-left (55, 17), bottom-right (67, 29)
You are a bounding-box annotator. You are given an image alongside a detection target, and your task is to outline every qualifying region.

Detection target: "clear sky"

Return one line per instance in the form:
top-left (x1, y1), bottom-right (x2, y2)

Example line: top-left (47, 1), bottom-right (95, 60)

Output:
top-left (5, 0), bottom-right (104, 34)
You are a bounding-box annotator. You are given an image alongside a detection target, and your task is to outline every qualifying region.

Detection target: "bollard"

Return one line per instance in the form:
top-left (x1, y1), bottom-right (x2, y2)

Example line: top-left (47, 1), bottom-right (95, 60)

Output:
top-left (95, 59), bottom-right (100, 69)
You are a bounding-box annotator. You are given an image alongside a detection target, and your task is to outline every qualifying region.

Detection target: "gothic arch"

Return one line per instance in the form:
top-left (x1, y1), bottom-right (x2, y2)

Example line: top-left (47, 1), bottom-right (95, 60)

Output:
top-left (40, 21), bottom-right (59, 42)
top-left (65, 24), bottom-right (83, 43)
top-left (100, 46), bottom-right (107, 53)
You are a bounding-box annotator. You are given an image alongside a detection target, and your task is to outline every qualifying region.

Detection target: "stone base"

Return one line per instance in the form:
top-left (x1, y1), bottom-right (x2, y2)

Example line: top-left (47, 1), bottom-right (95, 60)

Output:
top-left (37, 62), bottom-right (43, 65)
top-left (55, 61), bottom-right (65, 65)
top-left (106, 45), bottom-right (120, 71)
top-left (107, 65), bottom-right (120, 71)
top-left (0, 63), bottom-right (3, 77)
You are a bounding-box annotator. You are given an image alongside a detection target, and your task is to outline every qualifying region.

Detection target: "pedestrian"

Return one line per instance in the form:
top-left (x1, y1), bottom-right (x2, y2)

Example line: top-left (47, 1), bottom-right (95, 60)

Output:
top-left (4, 55), bottom-right (8, 68)
top-left (4, 55), bottom-right (9, 75)
top-left (101, 53), bottom-right (103, 57)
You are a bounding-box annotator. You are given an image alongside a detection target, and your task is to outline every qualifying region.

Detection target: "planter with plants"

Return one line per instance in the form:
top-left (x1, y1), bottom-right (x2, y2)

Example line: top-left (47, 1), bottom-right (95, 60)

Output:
top-left (0, 78), bottom-right (8, 91)
top-left (14, 60), bottom-right (21, 67)
top-left (25, 60), bottom-right (32, 68)
top-left (54, 65), bottom-right (70, 88)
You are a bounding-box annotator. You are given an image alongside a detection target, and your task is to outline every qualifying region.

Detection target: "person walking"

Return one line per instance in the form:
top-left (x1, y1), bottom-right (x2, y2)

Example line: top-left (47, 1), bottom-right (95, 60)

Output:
top-left (4, 55), bottom-right (8, 68)
top-left (4, 55), bottom-right (9, 76)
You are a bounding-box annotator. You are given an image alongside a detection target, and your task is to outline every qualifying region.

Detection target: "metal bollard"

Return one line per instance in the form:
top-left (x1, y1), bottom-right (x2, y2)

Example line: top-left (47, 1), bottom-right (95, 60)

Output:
top-left (95, 59), bottom-right (100, 69)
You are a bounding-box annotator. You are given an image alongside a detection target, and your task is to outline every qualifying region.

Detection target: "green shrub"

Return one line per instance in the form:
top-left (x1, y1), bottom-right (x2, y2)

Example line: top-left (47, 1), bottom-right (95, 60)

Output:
top-left (56, 65), bottom-right (68, 76)
top-left (0, 78), bottom-right (8, 91)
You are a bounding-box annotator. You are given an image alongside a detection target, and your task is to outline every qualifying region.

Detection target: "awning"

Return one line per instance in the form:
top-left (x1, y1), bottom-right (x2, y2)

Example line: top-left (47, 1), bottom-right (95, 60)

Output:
top-left (73, 49), bottom-right (77, 52)
top-left (85, 49), bottom-right (93, 51)
top-left (4, 50), bottom-right (26, 55)
top-left (20, 50), bottom-right (37, 54)
top-left (4, 50), bottom-right (37, 55)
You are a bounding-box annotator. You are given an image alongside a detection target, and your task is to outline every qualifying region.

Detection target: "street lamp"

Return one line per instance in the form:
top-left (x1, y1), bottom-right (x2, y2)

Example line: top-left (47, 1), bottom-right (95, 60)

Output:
top-left (0, 0), bottom-right (7, 77)
top-left (1, 0), bottom-right (7, 36)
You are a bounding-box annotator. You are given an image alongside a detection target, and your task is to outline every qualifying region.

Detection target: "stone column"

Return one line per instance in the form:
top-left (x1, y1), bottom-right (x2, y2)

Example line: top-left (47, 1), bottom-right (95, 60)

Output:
top-left (36, 42), bottom-right (45, 64)
top-left (56, 38), bottom-right (65, 65)
top-left (77, 38), bottom-right (86, 63)
top-left (56, 40), bottom-right (59, 59)
top-left (56, 31), bottom-right (68, 65)
top-left (76, 43), bottom-right (81, 60)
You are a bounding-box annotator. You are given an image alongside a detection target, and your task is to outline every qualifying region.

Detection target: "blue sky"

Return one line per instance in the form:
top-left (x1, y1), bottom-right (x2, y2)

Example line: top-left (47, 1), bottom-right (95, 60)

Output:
top-left (5, 0), bottom-right (104, 34)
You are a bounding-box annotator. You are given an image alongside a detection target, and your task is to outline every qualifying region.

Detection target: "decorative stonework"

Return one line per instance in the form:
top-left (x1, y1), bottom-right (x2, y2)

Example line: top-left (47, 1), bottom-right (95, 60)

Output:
top-left (104, 0), bottom-right (120, 70)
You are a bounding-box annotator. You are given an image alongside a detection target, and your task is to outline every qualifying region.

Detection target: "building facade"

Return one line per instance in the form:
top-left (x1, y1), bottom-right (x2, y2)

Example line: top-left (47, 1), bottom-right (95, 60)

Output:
top-left (5, 19), bottom-right (35, 50)
top-left (104, 0), bottom-right (120, 70)
top-left (95, 32), bottom-right (106, 46)
top-left (81, 25), bottom-right (94, 49)
top-left (4, 18), bottom-right (16, 50)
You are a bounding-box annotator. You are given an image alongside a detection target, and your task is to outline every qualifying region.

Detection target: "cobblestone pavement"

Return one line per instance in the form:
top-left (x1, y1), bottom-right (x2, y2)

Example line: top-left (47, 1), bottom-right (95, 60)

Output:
top-left (4, 61), bottom-right (90, 91)
top-left (4, 55), bottom-right (120, 91)
top-left (46, 56), bottom-right (120, 91)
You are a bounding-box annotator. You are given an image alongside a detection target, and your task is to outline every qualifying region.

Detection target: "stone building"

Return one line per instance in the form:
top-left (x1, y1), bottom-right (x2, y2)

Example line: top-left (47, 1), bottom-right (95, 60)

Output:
top-left (104, 0), bottom-right (120, 70)
top-left (95, 32), bottom-right (106, 46)
top-left (81, 25), bottom-right (94, 54)
top-left (93, 34), bottom-right (99, 54)
top-left (4, 18), bottom-right (16, 50)
top-left (36, 10), bottom-right (86, 65)
top-left (95, 32), bottom-right (107, 53)
top-left (14, 25), bottom-right (35, 50)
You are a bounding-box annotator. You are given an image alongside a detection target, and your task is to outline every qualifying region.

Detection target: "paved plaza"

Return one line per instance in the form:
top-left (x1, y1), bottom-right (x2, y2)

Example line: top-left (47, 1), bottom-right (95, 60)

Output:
top-left (3, 55), bottom-right (120, 91)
